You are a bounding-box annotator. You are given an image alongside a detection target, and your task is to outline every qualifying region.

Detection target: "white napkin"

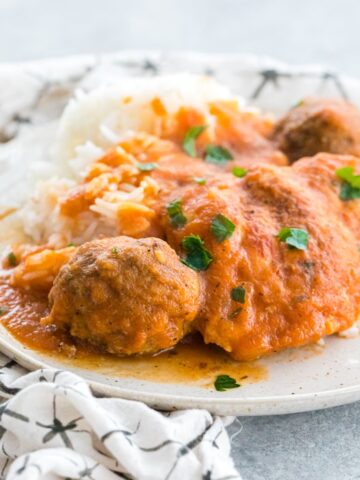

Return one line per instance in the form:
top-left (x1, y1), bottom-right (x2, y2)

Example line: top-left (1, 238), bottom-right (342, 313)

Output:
top-left (0, 353), bottom-right (240, 480)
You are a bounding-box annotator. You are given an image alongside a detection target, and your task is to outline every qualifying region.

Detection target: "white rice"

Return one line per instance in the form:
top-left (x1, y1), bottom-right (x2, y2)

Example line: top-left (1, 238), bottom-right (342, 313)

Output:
top-left (16, 74), bottom-right (241, 248)
top-left (54, 74), bottom-right (236, 174)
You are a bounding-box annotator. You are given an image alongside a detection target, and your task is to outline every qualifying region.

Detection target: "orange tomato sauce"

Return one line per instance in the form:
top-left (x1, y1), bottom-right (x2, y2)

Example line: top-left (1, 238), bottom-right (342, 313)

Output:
top-left (0, 274), bottom-right (266, 386)
top-left (0, 101), bottom-right (286, 381)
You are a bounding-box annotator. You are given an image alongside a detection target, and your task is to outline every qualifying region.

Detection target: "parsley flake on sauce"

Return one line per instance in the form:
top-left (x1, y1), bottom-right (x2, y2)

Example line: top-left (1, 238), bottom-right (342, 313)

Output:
top-left (111, 247), bottom-right (119, 255)
top-left (136, 162), bottom-right (157, 171)
top-left (228, 307), bottom-right (242, 320)
top-left (181, 234), bottom-right (213, 271)
top-left (336, 166), bottom-right (360, 200)
top-left (211, 214), bottom-right (235, 242)
top-left (277, 227), bottom-right (309, 251)
top-left (183, 125), bottom-right (207, 157)
top-left (214, 374), bottom-right (240, 392)
top-left (205, 145), bottom-right (233, 165)
top-left (7, 252), bottom-right (17, 267)
top-left (231, 286), bottom-right (246, 303)
top-left (167, 199), bottom-right (187, 228)
top-left (0, 307), bottom-right (7, 316)
top-left (192, 177), bottom-right (206, 185)
top-left (232, 166), bottom-right (247, 178)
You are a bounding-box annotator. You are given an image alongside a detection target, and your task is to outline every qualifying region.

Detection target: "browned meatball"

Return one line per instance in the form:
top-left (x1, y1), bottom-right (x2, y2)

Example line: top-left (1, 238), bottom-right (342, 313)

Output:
top-left (44, 236), bottom-right (200, 355)
top-left (272, 98), bottom-right (360, 162)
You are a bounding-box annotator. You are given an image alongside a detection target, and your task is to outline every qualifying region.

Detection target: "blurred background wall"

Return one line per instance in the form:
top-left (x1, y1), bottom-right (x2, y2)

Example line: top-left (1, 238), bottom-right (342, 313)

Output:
top-left (0, 0), bottom-right (358, 75)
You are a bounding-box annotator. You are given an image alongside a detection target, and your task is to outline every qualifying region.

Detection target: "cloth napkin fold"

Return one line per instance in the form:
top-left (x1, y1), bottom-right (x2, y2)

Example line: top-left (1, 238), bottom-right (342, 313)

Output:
top-left (0, 353), bottom-right (240, 480)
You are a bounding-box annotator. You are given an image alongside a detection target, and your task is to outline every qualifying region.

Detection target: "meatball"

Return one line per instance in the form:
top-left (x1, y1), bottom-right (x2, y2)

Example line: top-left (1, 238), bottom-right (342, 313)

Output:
top-left (45, 236), bottom-right (200, 355)
top-left (272, 98), bottom-right (360, 162)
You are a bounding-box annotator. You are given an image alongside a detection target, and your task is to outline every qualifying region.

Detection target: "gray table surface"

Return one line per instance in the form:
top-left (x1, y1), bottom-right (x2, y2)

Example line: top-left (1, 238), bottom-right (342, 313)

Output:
top-left (1, 0), bottom-right (360, 478)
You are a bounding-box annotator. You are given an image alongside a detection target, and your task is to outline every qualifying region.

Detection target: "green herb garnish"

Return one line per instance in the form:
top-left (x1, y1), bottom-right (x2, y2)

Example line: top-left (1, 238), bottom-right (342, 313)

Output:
top-left (205, 145), bottom-right (233, 165)
top-left (183, 125), bottom-right (207, 157)
top-left (214, 374), bottom-right (240, 392)
top-left (67, 242), bottom-right (75, 247)
top-left (136, 162), bottom-right (157, 171)
top-left (339, 183), bottom-right (360, 200)
top-left (231, 286), bottom-right (246, 303)
top-left (228, 307), bottom-right (242, 319)
top-left (111, 247), bottom-right (119, 255)
top-left (336, 166), bottom-right (360, 200)
top-left (277, 227), bottom-right (309, 250)
top-left (232, 166), bottom-right (247, 178)
top-left (181, 234), bottom-right (213, 271)
top-left (7, 252), bottom-right (17, 267)
top-left (167, 199), bottom-right (187, 228)
top-left (211, 214), bottom-right (235, 242)
top-left (193, 177), bottom-right (206, 185)
top-left (0, 307), bottom-right (7, 316)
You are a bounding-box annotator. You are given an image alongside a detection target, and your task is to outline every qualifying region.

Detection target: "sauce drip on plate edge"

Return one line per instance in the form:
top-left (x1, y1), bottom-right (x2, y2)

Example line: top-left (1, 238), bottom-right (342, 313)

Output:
top-left (0, 274), bottom-right (267, 388)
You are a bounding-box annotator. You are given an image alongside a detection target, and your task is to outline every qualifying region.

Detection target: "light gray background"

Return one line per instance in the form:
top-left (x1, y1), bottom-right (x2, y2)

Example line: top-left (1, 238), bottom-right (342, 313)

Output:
top-left (1, 1), bottom-right (360, 479)
top-left (0, 0), bottom-right (359, 77)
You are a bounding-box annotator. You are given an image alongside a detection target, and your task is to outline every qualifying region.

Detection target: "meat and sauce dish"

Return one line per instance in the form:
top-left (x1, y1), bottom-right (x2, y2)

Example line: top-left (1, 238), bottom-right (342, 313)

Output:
top-left (1, 76), bottom-right (360, 369)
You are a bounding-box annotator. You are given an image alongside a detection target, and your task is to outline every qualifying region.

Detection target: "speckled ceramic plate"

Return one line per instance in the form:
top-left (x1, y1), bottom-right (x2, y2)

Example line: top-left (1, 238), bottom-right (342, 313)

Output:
top-left (1, 52), bottom-right (360, 415)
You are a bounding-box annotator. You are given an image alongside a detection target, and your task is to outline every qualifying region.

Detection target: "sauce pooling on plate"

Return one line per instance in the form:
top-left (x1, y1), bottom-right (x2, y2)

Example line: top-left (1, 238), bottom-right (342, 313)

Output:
top-left (0, 275), bottom-right (266, 387)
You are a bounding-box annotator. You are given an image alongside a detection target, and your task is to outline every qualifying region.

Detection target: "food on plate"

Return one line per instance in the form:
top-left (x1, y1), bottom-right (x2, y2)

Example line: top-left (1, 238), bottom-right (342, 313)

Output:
top-left (1, 75), bottom-right (360, 363)
top-left (272, 97), bottom-right (360, 162)
top-left (45, 236), bottom-right (200, 355)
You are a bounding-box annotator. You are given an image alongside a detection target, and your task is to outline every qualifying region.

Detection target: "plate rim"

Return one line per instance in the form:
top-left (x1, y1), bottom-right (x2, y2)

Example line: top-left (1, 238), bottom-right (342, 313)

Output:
top-left (2, 329), bottom-right (360, 416)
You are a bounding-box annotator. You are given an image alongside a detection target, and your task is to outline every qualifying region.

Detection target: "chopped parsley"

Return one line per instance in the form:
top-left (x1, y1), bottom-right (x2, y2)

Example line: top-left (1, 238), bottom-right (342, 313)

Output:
top-left (339, 183), bottom-right (360, 200)
top-left (111, 246), bottom-right (119, 255)
top-left (136, 162), bottom-right (157, 171)
top-left (336, 166), bottom-right (360, 200)
top-left (167, 199), bottom-right (187, 228)
top-left (0, 307), bottom-right (7, 316)
top-left (277, 227), bottom-right (309, 250)
top-left (214, 374), bottom-right (240, 392)
top-left (232, 166), bottom-right (247, 178)
top-left (181, 234), bottom-right (213, 271)
top-left (228, 307), bottom-right (242, 320)
top-left (67, 242), bottom-right (75, 247)
top-left (183, 125), bottom-right (207, 157)
top-left (231, 286), bottom-right (246, 303)
top-left (193, 176), bottom-right (206, 185)
top-left (211, 214), bottom-right (235, 242)
top-left (7, 252), bottom-right (17, 267)
top-left (205, 145), bottom-right (233, 165)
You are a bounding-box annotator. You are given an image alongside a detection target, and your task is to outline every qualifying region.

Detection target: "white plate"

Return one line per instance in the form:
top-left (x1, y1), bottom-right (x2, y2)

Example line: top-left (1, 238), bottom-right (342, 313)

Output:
top-left (1, 52), bottom-right (360, 415)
